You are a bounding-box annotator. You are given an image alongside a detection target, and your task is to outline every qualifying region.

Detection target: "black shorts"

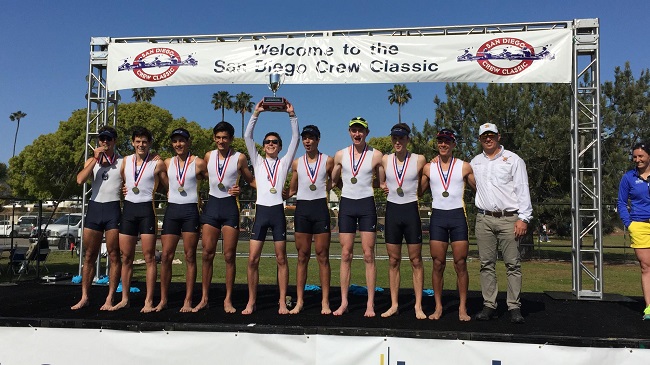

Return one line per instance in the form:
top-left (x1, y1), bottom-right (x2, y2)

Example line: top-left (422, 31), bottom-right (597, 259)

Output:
top-left (385, 201), bottom-right (422, 244)
top-left (201, 195), bottom-right (239, 229)
top-left (338, 196), bottom-right (377, 233)
top-left (251, 204), bottom-right (286, 241)
top-left (162, 203), bottom-right (200, 235)
top-left (120, 201), bottom-right (156, 236)
top-left (84, 200), bottom-right (121, 232)
top-left (294, 198), bottom-right (330, 234)
top-left (429, 208), bottom-right (469, 243)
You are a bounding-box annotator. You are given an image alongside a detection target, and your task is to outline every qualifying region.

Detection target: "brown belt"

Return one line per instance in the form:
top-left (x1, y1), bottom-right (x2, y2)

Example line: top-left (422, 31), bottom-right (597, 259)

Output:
top-left (477, 209), bottom-right (518, 218)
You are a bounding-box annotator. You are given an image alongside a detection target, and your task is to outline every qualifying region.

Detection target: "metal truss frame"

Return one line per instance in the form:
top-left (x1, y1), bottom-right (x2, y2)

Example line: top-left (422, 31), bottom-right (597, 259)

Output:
top-left (84, 19), bottom-right (602, 298)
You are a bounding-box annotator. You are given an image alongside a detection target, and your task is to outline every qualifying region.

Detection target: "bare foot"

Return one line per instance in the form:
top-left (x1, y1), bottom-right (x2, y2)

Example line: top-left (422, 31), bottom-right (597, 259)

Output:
top-left (415, 307), bottom-right (427, 320)
top-left (333, 303), bottom-right (348, 316)
top-left (459, 307), bottom-right (471, 321)
top-left (154, 302), bottom-right (168, 312)
top-left (191, 300), bottom-right (209, 313)
top-left (289, 302), bottom-right (304, 314)
top-left (179, 301), bottom-right (193, 313)
top-left (100, 298), bottom-right (113, 311)
top-left (241, 303), bottom-right (256, 315)
top-left (109, 300), bottom-right (130, 311)
top-left (364, 306), bottom-right (376, 318)
top-left (140, 300), bottom-right (156, 313)
top-left (223, 300), bottom-right (236, 314)
top-left (381, 306), bottom-right (399, 318)
top-left (428, 306), bottom-right (443, 320)
top-left (71, 298), bottom-right (90, 310)
top-left (278, 303), bottom-right (289, 315)
top-left (321, 302), bottom-right (332, 315)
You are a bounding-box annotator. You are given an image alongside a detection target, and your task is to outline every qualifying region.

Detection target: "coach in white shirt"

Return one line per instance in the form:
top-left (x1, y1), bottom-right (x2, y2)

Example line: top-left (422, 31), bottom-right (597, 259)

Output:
top-left (471, 123), bottom-right (532, 324)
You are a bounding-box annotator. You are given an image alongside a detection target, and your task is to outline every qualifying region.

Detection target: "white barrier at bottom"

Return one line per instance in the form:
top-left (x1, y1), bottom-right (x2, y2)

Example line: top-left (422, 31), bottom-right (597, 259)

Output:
top-left (0, 327), bottom-right (647, 365)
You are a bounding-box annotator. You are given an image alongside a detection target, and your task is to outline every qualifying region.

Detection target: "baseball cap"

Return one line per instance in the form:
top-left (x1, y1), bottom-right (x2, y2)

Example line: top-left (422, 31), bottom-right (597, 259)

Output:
top-left (98, 129), bottom-right (117, 140)
top-left (479, 123), bottom-right (499, 136)
top-left (349, 116), bottom-right (368, 129)
top-left (301, 125), bottom-right (321, 139)
top-left (390, 123), bottom-right (411, 137)
top-left (170, 128), bottom-right (190, 140)
top-left (436, 128), bottom-right (457, 142)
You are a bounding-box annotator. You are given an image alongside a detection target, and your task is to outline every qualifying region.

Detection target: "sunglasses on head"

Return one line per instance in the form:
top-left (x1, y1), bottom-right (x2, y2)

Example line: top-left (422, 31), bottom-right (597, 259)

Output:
top-left (479, 133), bottom-right (498, 141)
top-left (263, 139), bottom-right (279, 145)
top-left (99, 136), bottom-right (113, 142)
top-left (351, 117), bottom-right (366, 122)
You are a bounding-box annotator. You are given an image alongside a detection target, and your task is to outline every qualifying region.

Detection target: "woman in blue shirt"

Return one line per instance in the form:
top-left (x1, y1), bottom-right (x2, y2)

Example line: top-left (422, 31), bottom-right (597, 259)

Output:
top-left (617, 142), bottom-right (650, 320)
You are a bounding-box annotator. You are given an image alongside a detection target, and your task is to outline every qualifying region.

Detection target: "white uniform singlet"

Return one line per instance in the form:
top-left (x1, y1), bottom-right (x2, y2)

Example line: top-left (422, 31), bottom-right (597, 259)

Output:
top-left (385, 152), bottom-right (419, 204)
top-left (207, 150), bottom-right (242, 199)
top-left (124, 154), bottom-right (157, 203)
top-left (90, 154), bottom-right (123, 203)
top-left (429, 158), bottom-right (466, 210)
top-left (340, 145), bottom-right (375, 199)
top-left (296, 153), bottom-right (329, 201)
top-left (245, 115), bottom-right (299, 207)
top-left (168, 156), bottom-right (198, 204)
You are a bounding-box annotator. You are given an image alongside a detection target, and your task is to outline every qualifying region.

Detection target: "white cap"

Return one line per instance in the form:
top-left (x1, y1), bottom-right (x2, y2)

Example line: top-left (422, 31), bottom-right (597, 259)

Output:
top-left (479, 123), bottom-right (499, 135)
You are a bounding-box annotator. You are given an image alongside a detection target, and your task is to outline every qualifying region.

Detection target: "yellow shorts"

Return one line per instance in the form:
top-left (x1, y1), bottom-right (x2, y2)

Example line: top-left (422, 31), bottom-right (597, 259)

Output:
top-left (629, 221), bottom-right (650, 249)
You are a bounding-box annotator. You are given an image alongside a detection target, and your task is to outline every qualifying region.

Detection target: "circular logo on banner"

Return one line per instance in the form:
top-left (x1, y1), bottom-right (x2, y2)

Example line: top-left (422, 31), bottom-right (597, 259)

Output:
top-left (476, 38), bottom-right (534, 76)
top-left (118, 48), bottom-right (191, 82)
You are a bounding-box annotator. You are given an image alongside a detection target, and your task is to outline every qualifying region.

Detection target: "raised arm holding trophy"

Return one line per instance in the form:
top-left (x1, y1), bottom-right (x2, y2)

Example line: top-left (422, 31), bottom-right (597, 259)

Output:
top-left (261, 72), bottom-right (287, 111)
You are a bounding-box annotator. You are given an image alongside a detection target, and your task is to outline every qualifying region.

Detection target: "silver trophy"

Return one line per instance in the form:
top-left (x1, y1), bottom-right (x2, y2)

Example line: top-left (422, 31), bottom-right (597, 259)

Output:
top-left (262, 73), bottom-right (286, 111)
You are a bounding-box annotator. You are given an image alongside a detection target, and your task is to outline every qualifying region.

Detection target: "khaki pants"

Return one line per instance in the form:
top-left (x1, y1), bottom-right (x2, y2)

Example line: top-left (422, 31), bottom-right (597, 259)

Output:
top-left (475, 214), bottom-right (522, 310)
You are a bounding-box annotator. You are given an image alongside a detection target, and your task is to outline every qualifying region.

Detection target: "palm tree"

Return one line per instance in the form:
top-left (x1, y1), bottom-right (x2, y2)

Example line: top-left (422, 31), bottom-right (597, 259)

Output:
top-left (387, 84), bottom-right (412, 123)
top-left (233, 92), bottom-right (254, 138)
top-left (211, 90), bottom-right (233, 121)
top-left (9, 111), bottom-right (26, 158)
top-left (131, 88), bottom-right (156, 102)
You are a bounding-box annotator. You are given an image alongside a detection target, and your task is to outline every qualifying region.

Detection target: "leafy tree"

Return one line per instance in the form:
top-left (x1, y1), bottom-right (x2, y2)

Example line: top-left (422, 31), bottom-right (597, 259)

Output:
top-left (131, 88), bottom-right (156, 102)
top-left (9, 110), bottom-right (27, 158)
top-left (233, 92), bottom-right (254, 138)
top-left (211, 90), bottom-right (233, 122)
top-left (368, 136), bottom-right (393, 155)
top-left (387, 84), bottom-right (412, 123)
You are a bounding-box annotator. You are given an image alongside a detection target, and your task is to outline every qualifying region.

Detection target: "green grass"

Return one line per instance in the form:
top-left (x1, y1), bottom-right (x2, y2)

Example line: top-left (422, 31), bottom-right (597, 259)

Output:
top-left (2, 237), bottom-right (643, 298)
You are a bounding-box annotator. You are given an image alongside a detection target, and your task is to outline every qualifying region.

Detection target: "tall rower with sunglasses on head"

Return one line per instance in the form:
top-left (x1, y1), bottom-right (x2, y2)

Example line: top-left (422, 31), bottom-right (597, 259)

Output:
top-left (72, 126), bottom-right (124, 310)
top-left (471, 123), bottom-right (532, 324)
top-left (331, 116), bottom-right (386, 317)
top-left (242, 99), bottom-right (299, 315)
top-left (617, 142), bottom-right (650, 320)
top-left (421, 129), bottom-right (475, 321)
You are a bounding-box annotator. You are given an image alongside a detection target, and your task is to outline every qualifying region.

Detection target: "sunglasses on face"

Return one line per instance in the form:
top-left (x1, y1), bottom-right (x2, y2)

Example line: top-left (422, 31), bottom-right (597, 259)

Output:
top-left (263, 139), bottom-right (279, 145)
top-left (479, 133), bottom-right (498, 142)
top-left (99, 136), bottom-right (113, 142)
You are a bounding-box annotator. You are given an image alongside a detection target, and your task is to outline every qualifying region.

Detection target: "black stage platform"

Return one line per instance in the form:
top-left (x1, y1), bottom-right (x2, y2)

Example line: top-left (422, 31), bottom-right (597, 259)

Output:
top-left (1, 282), bottom-right (648, 348)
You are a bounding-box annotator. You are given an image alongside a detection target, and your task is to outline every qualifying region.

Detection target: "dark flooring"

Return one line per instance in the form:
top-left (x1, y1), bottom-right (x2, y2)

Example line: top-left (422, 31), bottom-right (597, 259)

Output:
top-left (1, 281), bottom-right (648, 348)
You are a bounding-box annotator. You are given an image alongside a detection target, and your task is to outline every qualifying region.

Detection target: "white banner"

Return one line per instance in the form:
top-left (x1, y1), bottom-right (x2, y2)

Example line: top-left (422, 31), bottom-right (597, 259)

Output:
top-left (106, 29), bottom-right (572, 90)
top-left (1, 327), bottom-right (648, 365)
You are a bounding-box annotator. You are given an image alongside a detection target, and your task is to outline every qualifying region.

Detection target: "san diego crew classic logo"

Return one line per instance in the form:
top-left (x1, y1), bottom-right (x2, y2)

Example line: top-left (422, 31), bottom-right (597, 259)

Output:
top-left (457, 37), bottom-right (555, 76)
top-left (117, 48), bottom-right (198, 82)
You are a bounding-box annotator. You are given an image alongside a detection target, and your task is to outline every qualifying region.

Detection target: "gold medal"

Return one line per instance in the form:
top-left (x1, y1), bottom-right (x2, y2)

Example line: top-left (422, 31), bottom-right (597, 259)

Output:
top-left (270, 188), bottom-right (277, 194)
top-left (132, 187), bottom-right (140, 194)
top-left (218, 183), bottom-right (225, 189)
top-left (351, 177), bottom-right (357, 184)
top-left (178, 186), bottom-right (185, 193)
top-left (396, 187), bottom-right (404, 195)
top-left (442, 191), bottom-right (450, 197)
top-left (309, 184), bottom-right (317, 191)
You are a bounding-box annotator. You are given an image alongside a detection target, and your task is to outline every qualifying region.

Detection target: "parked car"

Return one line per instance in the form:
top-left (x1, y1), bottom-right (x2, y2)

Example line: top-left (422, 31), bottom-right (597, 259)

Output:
top-left (0, 220), bottom-right (17, 237)
top-left (17, 216), bottom-right (40, 237)
top-left (29, 213), bottom-right (83, 249)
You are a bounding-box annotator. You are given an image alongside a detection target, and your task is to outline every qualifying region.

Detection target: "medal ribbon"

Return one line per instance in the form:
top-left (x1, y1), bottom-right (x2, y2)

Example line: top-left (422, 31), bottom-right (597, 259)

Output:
top-left (99, 152), bottom-right (118, 166)
top-left (216, 149), bottom-right (232, 185)
top-left (393, 152), bottom-right (411, 188)
top-left (349, 144), bottom-right (368, 178)
top-left (132, 152), bottom-right (150, 188)
top-left (303, 153), bottom-right (322, 186)
top-left (175, 153), bottom-right (191, 187)
top-left (264, 157), bottom-right (281, 189)
top-left (437, 156), bottom-right (456, 193)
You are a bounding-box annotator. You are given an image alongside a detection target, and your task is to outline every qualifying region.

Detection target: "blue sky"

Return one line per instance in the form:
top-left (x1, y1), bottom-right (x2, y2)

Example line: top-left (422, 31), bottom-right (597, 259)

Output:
top-left (1, 0), bottom-right (647, 166)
